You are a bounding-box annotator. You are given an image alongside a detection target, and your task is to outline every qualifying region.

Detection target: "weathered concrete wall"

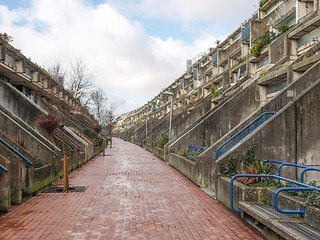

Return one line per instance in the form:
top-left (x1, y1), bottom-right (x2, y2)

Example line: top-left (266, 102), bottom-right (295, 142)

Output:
top-left (217, 76), bottom-right (320, 185)
top-left (0, 81), bottom-right (43, 128)
top-left (0, 109), bottom-right (59, 165)
top-left (169, 79), bottom-right (263, 157)
top-left (0, 155), bottom-right (10, 211)
top-left (269, 34), bottom-right (287, 64)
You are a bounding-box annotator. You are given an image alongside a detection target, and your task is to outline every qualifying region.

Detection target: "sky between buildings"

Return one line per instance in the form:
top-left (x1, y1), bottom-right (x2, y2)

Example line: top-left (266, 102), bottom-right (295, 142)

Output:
top-left (0, 0), bottom-right (258, 115)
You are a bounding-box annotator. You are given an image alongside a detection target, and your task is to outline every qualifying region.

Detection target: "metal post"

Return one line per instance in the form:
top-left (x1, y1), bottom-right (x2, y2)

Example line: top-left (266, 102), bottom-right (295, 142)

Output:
top-left (145, 115), bottom-right (148, 139)
top-left (135, 121), bottom-right (137, 140)
top-left (63, 152), bottom-right (69, 191)
top-left (169, 95), bottom-right (173, 142)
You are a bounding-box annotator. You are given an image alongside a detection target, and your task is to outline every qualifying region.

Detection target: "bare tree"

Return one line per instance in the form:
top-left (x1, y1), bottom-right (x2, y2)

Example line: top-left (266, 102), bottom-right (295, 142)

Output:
top-left (104, 104), bottom-right (116, 136)
top-left (48, 62), bottom-right (66, 86)
top-left (90, 88), bottom-right (107, 125)
top-left (67, 59), bottom-right (93, 104)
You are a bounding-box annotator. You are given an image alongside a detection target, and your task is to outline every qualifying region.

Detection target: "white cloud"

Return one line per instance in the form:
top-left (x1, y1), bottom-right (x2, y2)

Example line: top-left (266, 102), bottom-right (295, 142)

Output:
top-left (0, 0), bottom-right (256, 114)
top-left (109, 0), bottom-right (257, 24)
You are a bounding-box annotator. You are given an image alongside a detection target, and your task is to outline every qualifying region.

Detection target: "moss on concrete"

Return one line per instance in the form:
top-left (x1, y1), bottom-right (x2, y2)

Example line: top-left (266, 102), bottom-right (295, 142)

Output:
top-left (0, 195), bottom-right (10, 212)
top-left (32, 175), bottom-right (53, 193)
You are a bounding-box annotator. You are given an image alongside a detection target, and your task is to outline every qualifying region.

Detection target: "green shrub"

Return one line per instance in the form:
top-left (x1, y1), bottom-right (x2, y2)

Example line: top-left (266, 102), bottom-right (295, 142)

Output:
top-left (278, 23), bottom-right (289, 34)
top-left (259, 0), bottom-right (269, 7)
top-left (158, 135), bottom-right (169, 149)
top-left (250, 31), bottom-right (275, 57)
top-left (286, 182), bottom-right (320, 208)
top-left (219, 155), bottom-right (239, 177)
top-left (34, 158), bottom-right (44, 168)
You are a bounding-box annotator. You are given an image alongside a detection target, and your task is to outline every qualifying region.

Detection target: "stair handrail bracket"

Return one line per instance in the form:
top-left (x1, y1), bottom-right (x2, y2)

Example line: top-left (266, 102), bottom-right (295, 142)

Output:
top-left (230, 174), bottom-right (320, 217)
top-left (216, 112), bottom-right (276, 160)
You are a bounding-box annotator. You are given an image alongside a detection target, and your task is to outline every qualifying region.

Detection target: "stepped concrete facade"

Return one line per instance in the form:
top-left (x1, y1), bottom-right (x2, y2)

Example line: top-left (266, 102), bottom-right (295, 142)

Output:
top-left (116, 1), bottom-right (320, 239)
top-left (0, 38), bottom-right (104, 211)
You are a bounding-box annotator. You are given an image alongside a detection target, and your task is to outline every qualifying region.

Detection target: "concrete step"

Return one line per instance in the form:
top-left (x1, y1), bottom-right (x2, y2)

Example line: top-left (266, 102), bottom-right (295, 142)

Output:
top-left (239, 201), bottom-right (320, 240)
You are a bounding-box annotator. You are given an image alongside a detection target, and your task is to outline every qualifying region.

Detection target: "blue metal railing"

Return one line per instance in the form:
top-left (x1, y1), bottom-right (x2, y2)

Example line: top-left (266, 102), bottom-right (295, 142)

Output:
top-left (0, 137), bottom-right (33, 168)
top-left (298, 11), bottom-right (313, 24)
top-left (230, 174), bottom-right (320, 217)
top-left (153, 129), bottom-right (169, 143)
top-left (216, 112), bottom-right (276, 160)
top-left (147, 129), bottom-right (160, 141)
top-left (187, 145), bottom-right (207, 155)
top-left (264, 160), bottom-right (320, 183)
top-left (0, 163), bottom-right (8, 175)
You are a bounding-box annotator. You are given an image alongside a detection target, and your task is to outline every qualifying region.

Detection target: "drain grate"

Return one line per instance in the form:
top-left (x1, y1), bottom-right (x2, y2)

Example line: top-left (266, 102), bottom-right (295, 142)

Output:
top-left (42, 186), bottom-right (88, 193)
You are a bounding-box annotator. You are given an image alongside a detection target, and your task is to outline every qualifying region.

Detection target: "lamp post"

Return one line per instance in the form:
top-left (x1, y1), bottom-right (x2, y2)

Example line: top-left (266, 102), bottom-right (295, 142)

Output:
top-left (163, 91), bottom-right (174, 142)
top-left (145, 114), bottom-right (148, 139)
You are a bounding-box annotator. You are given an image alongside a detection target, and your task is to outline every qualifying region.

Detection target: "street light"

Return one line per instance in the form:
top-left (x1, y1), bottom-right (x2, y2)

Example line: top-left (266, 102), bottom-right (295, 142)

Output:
top-left (163, 91), bottom-right (174, 142)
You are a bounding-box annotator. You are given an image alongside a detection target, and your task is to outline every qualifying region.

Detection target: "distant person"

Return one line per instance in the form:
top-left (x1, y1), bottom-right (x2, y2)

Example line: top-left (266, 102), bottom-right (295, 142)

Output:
top-left (109, 136), bottom-right (112, 148)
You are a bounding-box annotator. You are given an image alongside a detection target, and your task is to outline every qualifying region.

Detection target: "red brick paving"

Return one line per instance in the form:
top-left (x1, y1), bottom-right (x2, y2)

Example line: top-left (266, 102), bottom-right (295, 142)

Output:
top-left (0, 138), bottom-right (264, 239)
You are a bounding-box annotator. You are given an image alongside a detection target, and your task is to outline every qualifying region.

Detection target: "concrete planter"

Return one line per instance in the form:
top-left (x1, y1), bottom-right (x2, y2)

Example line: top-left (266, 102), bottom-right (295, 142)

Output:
top-left (33, 164), bottom-right (53, 193)
top-left (153, 146), bottom-right (165, 160)
top-left (217, 176), bottom-right (270, 210)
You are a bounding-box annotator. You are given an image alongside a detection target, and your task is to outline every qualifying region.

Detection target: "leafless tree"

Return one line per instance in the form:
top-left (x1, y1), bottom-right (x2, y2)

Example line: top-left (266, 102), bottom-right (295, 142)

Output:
top-left (90, 88), bottom-right (107, 125)
top-left (48, 62), bottom-right (66, 86)
top-left (103, 104), bottom-right (117, 138)
top-left (67, 59), bottom-right (93, 105)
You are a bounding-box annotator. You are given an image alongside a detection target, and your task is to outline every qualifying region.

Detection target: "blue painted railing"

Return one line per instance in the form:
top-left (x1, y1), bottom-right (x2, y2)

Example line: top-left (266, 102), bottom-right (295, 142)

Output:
top-left (264, 160), bottom-right (320, 183)
top-left (153, 129), bottom-right (169, 143)
top-left (298, 11), bottom-right (313, 24)
top-left (230, 174), bottom-right (320, 217)
top-left (0, 137), bottom-right (33, 167)
top-left (147, 129), bottom-right (160, 141)
top-left (0, 163), bottom-right (8, 175)
top-left (216, 112), bottom-right (276, 160)
top-left (187, 145), bottom-right (207, 154)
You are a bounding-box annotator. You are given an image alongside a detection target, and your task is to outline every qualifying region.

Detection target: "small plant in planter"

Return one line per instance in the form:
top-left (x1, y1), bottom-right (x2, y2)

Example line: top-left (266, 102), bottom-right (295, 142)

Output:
top-left (238, 159), bottom-right (273, 184)
top-left (93, 124), bottom-right (102, 134)
top-left (278, 23), bottom-right (289, 34)
top-left (34, 158), bottom-right (44, 168)
top-left (15, 137), bottom-right (29, 151)
top-left (37, 112), bottom-right (61, 136)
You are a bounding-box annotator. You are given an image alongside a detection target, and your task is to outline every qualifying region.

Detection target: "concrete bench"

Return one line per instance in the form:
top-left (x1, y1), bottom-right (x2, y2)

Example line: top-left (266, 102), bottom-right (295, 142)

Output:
top-left (239, 201), bottom-right (320, 240)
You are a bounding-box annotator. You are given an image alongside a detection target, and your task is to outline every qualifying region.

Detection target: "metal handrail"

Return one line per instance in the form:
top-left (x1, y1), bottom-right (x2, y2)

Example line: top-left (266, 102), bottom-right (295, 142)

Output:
top-left (153, 129), bottom-right (169, 143)
top-left (146, 129), bottom-right (160, 141)
top-left (264, 160), bottom-right (320, 183)
top-left (187, 145), bottom-right (207, 154)
top-left (0, 163), bottom-right (8, 175)
top-left (301, 167), bottom-right (320, 183)
top-left (216, 112), bottom-right (276, 160)
top-left (230, 174), bottom-right (320, 217)
top-left (0, 137), bottom-right (33, 167)
top-left (297, 11), bottom-right (313, 24)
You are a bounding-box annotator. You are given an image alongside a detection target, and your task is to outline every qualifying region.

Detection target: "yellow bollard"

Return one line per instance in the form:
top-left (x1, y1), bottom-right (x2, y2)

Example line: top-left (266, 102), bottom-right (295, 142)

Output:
top-left (63, 152), bottom-right (69, 192)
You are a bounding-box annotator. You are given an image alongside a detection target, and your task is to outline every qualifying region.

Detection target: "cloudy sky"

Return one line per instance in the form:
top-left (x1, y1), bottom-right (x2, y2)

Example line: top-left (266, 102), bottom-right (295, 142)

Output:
top-left (0, 0), bottom-right (258, 115)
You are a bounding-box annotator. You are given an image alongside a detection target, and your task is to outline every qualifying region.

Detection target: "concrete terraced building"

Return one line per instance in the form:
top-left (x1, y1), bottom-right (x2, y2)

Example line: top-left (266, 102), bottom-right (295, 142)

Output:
top-left (115, 1), bottom-right (320, 239)
top-left (0, 36), bottom-right (104, 211)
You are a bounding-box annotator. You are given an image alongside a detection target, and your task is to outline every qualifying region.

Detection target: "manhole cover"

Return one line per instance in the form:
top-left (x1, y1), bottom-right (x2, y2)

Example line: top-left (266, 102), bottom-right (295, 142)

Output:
top-left (42, 186), bottom-right (88, 193)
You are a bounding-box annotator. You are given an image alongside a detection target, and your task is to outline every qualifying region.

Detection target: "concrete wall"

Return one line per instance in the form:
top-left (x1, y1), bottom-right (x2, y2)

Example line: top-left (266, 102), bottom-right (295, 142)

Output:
top-left (217, 76), bottom-right (320, 184)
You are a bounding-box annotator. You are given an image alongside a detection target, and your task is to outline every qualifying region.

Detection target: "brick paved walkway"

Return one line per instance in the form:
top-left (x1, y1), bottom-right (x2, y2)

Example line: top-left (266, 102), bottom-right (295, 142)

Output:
top-left (0, 138), bottom-right (263, 239)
